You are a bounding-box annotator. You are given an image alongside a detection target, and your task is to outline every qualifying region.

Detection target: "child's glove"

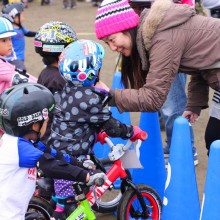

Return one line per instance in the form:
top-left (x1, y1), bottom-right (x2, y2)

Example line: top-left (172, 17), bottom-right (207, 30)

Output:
top-left (87, 170), bottom-right (107, 186)
top-left (11, 71), bottom-right (29, 86)
top-left (130, 126), bottom-right (148, 142)
top-left (78, 159), bottom-right (96, 170)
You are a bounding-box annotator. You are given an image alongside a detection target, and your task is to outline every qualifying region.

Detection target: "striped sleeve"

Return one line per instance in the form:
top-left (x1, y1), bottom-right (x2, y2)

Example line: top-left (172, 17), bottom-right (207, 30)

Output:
top-left (212, 90), bottom-right (220, 104)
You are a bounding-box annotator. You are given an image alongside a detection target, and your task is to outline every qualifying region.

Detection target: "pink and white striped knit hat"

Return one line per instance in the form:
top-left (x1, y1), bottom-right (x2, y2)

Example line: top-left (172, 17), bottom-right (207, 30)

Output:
top-left (95, 0), bottom-right (139, 39)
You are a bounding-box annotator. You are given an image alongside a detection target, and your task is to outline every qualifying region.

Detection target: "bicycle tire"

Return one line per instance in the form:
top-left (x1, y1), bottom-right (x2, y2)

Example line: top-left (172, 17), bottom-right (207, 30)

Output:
top-left (117, 184), bottom-right (162, 220)
top-left (27, 196), bottom-right (53, 220)
top-left (91, 158), bottom-right (132, 213)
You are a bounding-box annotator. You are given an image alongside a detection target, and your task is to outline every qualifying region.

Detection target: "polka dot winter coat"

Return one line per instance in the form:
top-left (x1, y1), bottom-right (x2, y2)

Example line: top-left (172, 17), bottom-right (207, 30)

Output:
top-left (47, 83), bottom-right (133, 156)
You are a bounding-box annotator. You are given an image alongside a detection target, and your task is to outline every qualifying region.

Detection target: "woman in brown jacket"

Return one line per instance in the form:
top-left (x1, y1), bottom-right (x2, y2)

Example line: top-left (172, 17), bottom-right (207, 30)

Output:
top-left (94, 0), bottom-right (220, 153)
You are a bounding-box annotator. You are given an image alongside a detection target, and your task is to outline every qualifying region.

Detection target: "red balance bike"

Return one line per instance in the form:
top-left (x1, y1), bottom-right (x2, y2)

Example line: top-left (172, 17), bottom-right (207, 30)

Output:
top-left (28, 129), bottom-right (162, 219)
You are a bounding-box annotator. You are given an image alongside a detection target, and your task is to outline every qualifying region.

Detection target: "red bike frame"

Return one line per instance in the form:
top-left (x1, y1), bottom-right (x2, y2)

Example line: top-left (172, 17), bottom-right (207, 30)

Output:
top-left (86, 159), bottom-right (127, 205)
top-left (86, 131), bottom-right (147, 206)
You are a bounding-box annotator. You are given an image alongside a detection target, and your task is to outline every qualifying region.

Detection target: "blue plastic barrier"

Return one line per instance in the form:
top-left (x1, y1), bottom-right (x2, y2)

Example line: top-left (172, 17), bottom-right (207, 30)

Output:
top-left (132, 112), bottom-right (166, 200)
top-left (200, 140), bottom-right (220, 220)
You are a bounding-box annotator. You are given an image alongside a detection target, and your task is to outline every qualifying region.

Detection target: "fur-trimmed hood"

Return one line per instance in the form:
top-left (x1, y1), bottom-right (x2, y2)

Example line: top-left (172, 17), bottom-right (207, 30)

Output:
top-left (137, 0), bottom-right (196, 70)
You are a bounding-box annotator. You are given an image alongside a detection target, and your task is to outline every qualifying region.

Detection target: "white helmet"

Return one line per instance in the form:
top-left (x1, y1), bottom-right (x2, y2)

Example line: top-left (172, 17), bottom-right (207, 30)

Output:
top-left (0, 17), bottom-right (16, 38)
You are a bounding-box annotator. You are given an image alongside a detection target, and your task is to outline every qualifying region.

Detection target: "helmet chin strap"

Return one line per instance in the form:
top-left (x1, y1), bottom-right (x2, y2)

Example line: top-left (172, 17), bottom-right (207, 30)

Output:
top-left (29, 120), bottom-right (44, 143)
top-left (94, 76), bottom-right (99, 86)
top-left (13, 14), bottom-right (22, 28)
top-left (29, 130), bottom-right (41, 144)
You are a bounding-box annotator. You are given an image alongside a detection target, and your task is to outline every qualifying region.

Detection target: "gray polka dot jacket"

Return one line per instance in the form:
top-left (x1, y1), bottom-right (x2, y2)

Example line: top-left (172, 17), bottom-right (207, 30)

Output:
top-left (47, 82), bottom-right (134, 157)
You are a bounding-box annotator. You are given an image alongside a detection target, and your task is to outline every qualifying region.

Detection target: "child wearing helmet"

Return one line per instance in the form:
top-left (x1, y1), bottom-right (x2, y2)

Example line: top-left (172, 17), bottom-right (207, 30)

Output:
top-left (47, 39), bottom-right (142, 219)
top-left (2, 2), bottom-right (37, 71)
top-left (0, 16), bottom-right (37, 136)
top-left (34, 21), bottom-right (78, 144)
top-left (0, 83), bottom-right (107, 220)
top-left (0, 16), bottom-right (37, 93)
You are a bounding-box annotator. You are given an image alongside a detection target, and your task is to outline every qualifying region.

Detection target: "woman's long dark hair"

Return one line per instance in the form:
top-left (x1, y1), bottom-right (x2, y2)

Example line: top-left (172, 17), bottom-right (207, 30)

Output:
top-left (121, 27), bottom-right (149, 89)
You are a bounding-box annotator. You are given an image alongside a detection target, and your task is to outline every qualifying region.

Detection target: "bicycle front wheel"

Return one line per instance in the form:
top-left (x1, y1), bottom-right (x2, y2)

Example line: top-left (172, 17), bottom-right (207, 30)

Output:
top-left (27, 196), bottom-right (53, 220)
top-left (117, 184), bottom-right (162, 220)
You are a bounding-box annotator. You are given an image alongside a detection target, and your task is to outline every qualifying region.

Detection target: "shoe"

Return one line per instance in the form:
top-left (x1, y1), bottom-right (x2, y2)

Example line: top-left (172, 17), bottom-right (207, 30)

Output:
top-left (92, 2), bottom-right (99, 6)
top-left (193, 147), bottom-right (199, 166)
top-left (63, 6), bottom-right (71, 9)
top-left (51, 211), bottom-right (66, 220)
top-left (163, 146), bottom-right (170, 159)
top-left (164, 146), bottom-right (199, 168)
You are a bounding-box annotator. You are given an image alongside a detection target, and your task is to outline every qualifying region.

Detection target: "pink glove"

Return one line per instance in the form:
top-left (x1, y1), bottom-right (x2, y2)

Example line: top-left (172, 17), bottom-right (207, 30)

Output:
top-left (130, 126), bottom-right (148, 142)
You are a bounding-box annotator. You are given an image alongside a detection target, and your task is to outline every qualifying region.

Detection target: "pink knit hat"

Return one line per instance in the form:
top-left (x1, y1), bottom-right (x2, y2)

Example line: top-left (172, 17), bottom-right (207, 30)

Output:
top-left (95, 0), bottom-right (139, 39)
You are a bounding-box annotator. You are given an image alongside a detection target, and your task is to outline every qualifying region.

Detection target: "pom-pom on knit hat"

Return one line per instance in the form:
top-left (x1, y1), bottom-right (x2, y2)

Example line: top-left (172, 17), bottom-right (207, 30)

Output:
top-left (95, 0), bottom-right (139, 39)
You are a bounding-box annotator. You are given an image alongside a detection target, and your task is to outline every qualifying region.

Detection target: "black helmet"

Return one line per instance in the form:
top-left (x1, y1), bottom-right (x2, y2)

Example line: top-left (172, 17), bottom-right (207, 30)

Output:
top-left (2, 2), bottom-right (25, 19)
top-left (34, 21), bottom-right (78, 57)
top-left (0, 83), bottom-right (55, 137)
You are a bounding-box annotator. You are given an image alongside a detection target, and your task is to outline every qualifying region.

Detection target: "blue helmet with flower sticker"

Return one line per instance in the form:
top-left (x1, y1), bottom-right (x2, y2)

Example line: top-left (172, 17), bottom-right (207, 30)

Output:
top-left (58, 39), bottom-right (104, 87)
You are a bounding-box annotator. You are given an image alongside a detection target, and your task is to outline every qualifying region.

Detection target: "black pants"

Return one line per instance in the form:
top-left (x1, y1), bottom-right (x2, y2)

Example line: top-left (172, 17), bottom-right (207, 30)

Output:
top-left (205, 116), bottom-right (220, 155)
top-left (210, 7), bottom-right (220, 18)
top-left (3, 0), bottom-right (9, 5)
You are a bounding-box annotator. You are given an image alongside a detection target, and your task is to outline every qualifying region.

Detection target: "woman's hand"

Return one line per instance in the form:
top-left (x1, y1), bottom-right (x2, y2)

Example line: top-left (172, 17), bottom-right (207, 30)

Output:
top-left (182, 111), bottom-right (199, 123)
top-left (95, 80), bottom-right (110, 92)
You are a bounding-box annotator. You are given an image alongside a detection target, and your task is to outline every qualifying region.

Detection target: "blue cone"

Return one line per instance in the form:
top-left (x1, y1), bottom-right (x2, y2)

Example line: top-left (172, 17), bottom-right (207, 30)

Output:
top-left (94, 71), bottom-right (131, 159)
top-left (132, 112), bottom-right (166, 200)
top-left (162, 116), bottom-right (200, 220)
top-left (200, 140), bottom-right (220, 220)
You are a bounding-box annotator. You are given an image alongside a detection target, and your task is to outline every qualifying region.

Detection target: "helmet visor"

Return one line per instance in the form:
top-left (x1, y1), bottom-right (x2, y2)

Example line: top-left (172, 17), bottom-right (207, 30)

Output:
top-left (0, 31), bottom-right (17, 38)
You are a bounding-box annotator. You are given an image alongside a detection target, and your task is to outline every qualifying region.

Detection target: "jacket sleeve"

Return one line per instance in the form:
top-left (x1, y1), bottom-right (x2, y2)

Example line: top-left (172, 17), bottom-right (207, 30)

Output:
top-left (102, 117), bottom-right (134, 139)
top-left (0, 58), bottom-right (16, 83)
top-left (38, 153), bottom-right (88, 182)
top-left (22, 26), bottom-right (36, 37)
top-left (111, 38), bottom-right (180, 112)
top-left (185, 72), bottom-right (209, 115)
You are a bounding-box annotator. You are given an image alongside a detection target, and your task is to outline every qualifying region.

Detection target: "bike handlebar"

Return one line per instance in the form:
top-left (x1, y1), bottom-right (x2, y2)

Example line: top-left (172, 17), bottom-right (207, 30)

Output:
top-left (97, 128), bottom-right (148, 144)
top-left (130, 130), bottom-right (148, 142)
top-left (96, 127), bottom-right (148, 161)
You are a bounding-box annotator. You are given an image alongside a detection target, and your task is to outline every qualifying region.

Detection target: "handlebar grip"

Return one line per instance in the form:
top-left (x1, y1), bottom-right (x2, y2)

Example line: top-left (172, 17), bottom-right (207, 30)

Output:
top-left (130, 130), bottom-right (148, 142)
top-left (139, 131), bottom-right (148, 141)
top-left (96, 132), bottom-right (108, 144)
top-left (94, 178), bottom-right (105, 186)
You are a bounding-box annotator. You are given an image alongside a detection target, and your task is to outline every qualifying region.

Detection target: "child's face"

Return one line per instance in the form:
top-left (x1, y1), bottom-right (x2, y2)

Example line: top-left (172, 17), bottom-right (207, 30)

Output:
top-left (14, 12), bottom-right (24, 25)
top-left (0, 37), bottom-right (13, 57)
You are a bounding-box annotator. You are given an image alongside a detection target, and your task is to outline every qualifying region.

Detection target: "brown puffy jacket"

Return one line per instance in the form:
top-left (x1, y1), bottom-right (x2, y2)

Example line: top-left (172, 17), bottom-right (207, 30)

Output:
top-left (112, 0), bottom-right (220, 115)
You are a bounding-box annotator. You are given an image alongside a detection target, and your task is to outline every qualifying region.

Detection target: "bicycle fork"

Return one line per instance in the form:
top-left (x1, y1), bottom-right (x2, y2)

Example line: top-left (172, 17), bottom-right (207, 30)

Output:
top-left (124, 179), bottom-right (150, 218)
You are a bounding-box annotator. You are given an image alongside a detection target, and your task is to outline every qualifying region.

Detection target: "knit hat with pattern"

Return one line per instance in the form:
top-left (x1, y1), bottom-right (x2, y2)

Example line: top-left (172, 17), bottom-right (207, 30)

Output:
top-left (95, 0), bottom-right (139, 39)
